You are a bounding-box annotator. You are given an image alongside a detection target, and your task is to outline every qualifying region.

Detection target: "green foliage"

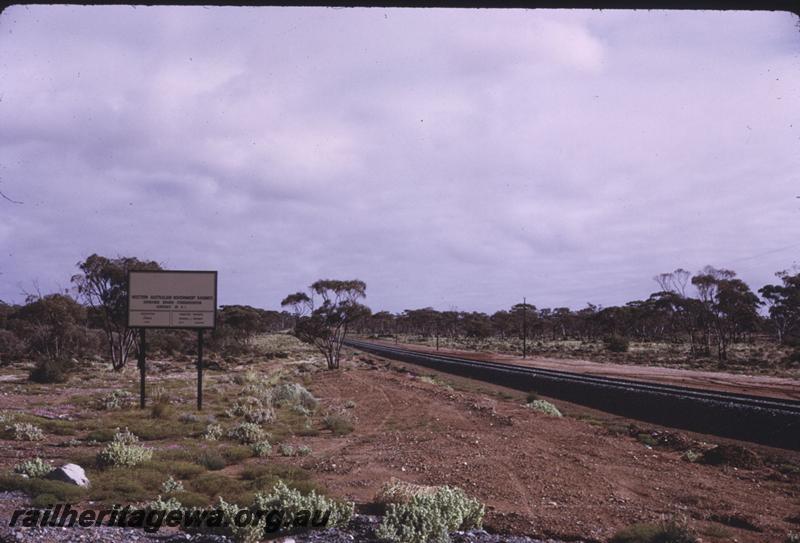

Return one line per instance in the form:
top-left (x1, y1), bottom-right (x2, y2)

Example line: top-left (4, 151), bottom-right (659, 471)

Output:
top-left (0, 473), bottom-right (87, 504)
top-left (202, 423), bottom-right (223, 441)
top-left (282, 279), bottom-right (369, 370)
top-left (227, 422), bottom-right (267, 444)
top-left (227, 396), bottom-right (275, 424)
top-left (279, 443), bottom-right (295, 457)
top-left (161, 475), bottom-right (184, 493)
top-left (9, 422), bottom-right (45, 441)
top-left (196, 450), bottom-right (226, 471)
top-left (525, 399), bottom-right (562, 417)
top-left (296, 445), bottom-right (312, 456)
top-left (148, 495), bottom-right (182, 511)
top-left (150, 398), bottom-right (173, 419)
top-left (271, 383), bottom-right (318, 410)
top-left (376, 485), bottom-right (485, 543)
top-left (15, 293), bottom-right (97, 363)
top-left (255, 480), bottom-right (353, 529)
top-left (322, 409), bottom-right (356, 435)
top-left (603, 334), bottom-right (630, 353)
top-left (610, 518), bottom-right (696, 543)
top-left (29, 357), bottom-right (73, 383)
top-left (252, 440), bottom-right (272, 457)
top-left (14, 458), bottom-right (53, 478)
top-left (99, 390), bottom-right (134, 410)
top-left (72, 254), bottom-right (161, 371)
top-left (637, 433), bottom-right (658, 447)
top-left (682, 450), bottom-right (702, 463)
top-left (97, 428), bottom-right (153, 467)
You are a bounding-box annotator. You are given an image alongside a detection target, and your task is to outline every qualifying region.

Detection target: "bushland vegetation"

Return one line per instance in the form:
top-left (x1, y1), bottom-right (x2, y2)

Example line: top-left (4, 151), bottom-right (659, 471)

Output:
top-left (358, 266), bottom-right (800, 369)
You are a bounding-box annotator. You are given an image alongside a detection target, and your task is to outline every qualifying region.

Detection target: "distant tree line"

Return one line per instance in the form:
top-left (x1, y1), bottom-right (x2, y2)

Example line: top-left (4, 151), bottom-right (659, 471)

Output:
top-left (2, 258), bottom-right (799, 380)
top-left (0, 254), bottom-right (294, 380)
top-left (358, 266), bottom-right (800, 362)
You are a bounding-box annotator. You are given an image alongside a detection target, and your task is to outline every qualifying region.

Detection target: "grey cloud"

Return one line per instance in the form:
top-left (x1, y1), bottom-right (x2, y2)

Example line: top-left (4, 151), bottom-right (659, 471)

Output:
top-left (1, 7), bottom-right (798, 313)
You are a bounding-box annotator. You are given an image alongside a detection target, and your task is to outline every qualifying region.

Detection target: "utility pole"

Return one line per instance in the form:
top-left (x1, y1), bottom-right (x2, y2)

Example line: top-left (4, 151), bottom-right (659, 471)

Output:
top-left (522, 296), bottom-right (527, 359)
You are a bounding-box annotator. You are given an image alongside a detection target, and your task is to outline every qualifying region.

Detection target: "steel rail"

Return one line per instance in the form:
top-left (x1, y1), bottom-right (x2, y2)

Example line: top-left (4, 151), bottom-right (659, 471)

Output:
top-left (344, 339), bottom-right (800, 450)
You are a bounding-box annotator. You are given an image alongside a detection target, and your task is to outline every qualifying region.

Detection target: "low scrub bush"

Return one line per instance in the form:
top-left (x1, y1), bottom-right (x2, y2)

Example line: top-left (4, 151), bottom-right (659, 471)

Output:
top-left (99, 390), bottom-right (134, 410)
top-left (603, 335), bottom-right (630, 353)
top-left (161, 475), bottom-right (184, 494)
top-left (376, 485), bottom-right (484, 543)
top-left (29, 357), bottom-right (72, 383)
top-left (279, 443), bottom-right (295, 457)
top-left (202, 423), bottom-right (224, 441)
top-left (227, 422), bottom-right (267, 444)
top-left (9, 422), bottom-right (45, 441)
top-left (376, 479), bottom-right (437, 505)
top-left (322, 409), bottom-right (356, 435)
top-left (148, 495), bottom-right (183, 511)
top-left (297, 445), bottom-right (311, 456)
top-left (610, 518), bottom-right (696, 543)
top-left (252, 440), bottom-right (272, 458)
top-left (14, 458), bottom-right (53, 478)
top-left (227, 396), bottom-right (275, 424)
top-left (204, 480), bottom-right (353, 543)
top-left (0, 329), bottom-right (24, 364)
top-left (150, 398), bottom-right (173, 419)
top-left (525, 399), bottom-right (562, 417)
top-left (699, 444), bottom-right (762, 469)
top-left (271, 383), bottom-right (318, 411)
top-left (97, 428), bottom-right (153, 467)
top-left (196, 450), bottom-right (226, 471)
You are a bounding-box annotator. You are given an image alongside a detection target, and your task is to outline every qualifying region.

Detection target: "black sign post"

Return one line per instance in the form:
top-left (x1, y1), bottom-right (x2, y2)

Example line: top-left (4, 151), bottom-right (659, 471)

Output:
top-left (138, 329), bottom-right (147, 409)
top-left (197, 329), bottom-right (204, 410)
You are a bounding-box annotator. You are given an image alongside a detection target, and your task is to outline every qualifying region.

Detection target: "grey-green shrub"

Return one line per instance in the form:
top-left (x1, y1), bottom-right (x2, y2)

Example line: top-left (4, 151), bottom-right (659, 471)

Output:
top-left (148, 495), bottom-right (182, 511)
top-left (323, 409), bottom-right (356, 435)
top-left (227, 396), bottom-right (274, 424)
top-left (525, 399), bottom-right (562, 417)
top-left (202, 423), bottom-right (223, 441)
top-left (10, 422), bottom-right (44, 441)
top-left (252, 440), bottom-right (272, 457)
top-left (215, 480), bottom-right (353, 543)
top-left (161, 475), bottom-right (184, 493)
top-left (376, 485), bottom-right (485, 543)
top-left (271, 383), bottom-right (318, 410)
top-left (227, 422), bottom-right (267, 444)
top-left (297, 445), bottom-right (312, 456)
top-left (256, 480), bottom-right (352, 530)
top-left (279, 443), bottom-right (295, 457)
top-left (97, 428), bottom-right (153, 467)
top-left (14, 457), bottom-right (53, 478)
top-left (100, 390), bottom-right (133, 410)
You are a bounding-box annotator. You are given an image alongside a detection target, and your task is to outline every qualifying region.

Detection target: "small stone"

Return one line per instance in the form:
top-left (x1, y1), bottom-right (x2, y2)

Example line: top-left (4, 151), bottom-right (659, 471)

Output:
top-left (45, 463), bottom-right (90, 487)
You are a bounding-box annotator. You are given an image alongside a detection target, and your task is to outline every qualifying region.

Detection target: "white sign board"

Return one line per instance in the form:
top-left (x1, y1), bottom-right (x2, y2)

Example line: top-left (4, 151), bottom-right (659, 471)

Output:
top-left (128, 271), bottom-right (217, 329)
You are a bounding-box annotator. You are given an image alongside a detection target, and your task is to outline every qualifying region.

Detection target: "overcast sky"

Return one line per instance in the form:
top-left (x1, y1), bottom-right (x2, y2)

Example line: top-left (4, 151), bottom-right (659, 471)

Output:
top-left (0, 6), bottom-right (798, 313)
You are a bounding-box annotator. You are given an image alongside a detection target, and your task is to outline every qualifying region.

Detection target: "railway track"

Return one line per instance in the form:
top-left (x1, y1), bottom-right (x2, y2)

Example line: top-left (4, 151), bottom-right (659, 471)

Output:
top-left (344, 339), bottom-right (800, 450)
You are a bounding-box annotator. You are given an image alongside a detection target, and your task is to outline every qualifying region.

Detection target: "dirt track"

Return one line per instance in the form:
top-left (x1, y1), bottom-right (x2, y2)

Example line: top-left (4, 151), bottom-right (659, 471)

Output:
top-left (301, 357), bottom-right (800, 542)
top-left (366, 340), bottom-right (800, 401)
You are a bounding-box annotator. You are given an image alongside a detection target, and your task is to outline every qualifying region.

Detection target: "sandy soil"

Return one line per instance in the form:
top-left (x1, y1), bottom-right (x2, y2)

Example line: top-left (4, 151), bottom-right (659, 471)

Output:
top-left (365, 340), bottom-right (800, 401)
top-left (298, 355), bottom-right (800, 543)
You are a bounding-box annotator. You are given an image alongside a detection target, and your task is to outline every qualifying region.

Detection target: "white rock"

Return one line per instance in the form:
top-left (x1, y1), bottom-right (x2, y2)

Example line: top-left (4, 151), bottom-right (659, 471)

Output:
top-left (45, 463), bottom-right (90, 487)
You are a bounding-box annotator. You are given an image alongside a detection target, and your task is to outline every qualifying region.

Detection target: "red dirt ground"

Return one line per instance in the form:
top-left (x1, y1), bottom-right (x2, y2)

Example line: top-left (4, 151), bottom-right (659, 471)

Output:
top-left (365, 339), bottom-right (800, 401)
top-left (296, 353), bottom-right (800, 543)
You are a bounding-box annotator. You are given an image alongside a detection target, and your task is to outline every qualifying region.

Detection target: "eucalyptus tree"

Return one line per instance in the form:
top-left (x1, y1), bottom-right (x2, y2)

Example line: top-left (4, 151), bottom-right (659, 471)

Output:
top-left (282, 279), bottom-right (370, 369)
